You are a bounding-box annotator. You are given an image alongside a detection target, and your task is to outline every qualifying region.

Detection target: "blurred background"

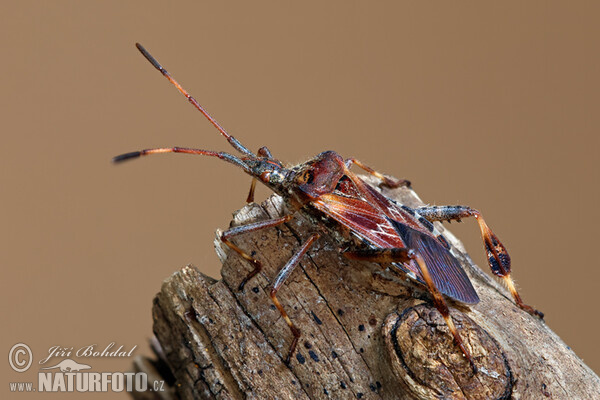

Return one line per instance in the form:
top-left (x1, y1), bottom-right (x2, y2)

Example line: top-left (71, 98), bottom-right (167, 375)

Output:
top-left (2, 1), bottom-right (598, 397)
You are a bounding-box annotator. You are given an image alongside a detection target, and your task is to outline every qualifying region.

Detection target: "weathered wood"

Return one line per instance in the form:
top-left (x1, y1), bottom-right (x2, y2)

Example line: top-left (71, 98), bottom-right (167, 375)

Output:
top-left (132, 177), bottom-right (600, 399)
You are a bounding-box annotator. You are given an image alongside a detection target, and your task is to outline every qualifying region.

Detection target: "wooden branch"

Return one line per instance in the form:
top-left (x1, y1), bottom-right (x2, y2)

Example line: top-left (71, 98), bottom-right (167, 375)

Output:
top-left (132, 178), bottom-right (600, 399)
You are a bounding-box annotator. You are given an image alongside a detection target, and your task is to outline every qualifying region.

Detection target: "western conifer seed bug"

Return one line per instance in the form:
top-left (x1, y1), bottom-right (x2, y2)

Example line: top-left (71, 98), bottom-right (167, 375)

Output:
top-left (115, 43), bottom-right (543, 373)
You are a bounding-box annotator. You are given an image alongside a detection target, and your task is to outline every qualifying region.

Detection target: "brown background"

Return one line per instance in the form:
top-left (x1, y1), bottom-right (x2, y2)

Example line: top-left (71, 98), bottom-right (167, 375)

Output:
top-left (2, 1), bottom-right (599, 398)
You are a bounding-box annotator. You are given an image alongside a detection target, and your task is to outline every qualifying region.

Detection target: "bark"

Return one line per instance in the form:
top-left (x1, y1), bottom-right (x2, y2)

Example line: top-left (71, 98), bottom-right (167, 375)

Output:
top-left (132, 177), bottom-right (600, 400)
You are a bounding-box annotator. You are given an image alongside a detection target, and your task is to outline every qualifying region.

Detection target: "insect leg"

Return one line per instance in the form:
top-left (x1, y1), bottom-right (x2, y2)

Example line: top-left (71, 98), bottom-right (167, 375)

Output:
top-left (246, 147), bottom-right (274, 203)
top-left (246, 179), bottom-right (257, 203)
top-left (416, 205), bottom-right (543, 319)
top-left (221, 215), bottom-right (294, 290)
top-left (345, 158), bottom-right (411, 188)
top-left (344, 247), bottom-right (478, 374)
top-left (270, 233), bottom-right (320, 364)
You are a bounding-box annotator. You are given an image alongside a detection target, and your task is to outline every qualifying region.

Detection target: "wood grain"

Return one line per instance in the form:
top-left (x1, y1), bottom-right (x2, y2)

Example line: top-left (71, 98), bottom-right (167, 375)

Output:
top-left (133, 177), bottom-right (600, 399)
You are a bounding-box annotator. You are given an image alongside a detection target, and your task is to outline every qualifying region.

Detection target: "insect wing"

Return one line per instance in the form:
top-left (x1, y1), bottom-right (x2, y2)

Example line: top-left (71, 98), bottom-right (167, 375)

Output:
top-left (388, 218), bottom-right (479, 304)
top-left (313, 192), bottom-right (479, 304)
top-left (312, 193), bottom-right (432, 283)
top-left (312, 193), bottom-right (407, 250)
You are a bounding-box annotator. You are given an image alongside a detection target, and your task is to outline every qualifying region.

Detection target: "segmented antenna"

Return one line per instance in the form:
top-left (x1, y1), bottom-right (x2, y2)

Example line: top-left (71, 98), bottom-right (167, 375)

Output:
top-left (112, 146), bottom-right (250, 173)
top-left (135, 43), bottom-right (255, 157)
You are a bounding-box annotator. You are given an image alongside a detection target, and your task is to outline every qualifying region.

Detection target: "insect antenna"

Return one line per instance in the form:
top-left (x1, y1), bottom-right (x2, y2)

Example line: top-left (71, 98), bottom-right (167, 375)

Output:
top-left (112, 146), bottom-right (252, 173)
top-left (135, 43), bottom-right (255, 157)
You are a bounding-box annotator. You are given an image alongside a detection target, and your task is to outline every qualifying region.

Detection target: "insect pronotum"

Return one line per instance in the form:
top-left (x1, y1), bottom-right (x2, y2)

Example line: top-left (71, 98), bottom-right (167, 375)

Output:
top-left (115, 43), bottom-right (543, 373)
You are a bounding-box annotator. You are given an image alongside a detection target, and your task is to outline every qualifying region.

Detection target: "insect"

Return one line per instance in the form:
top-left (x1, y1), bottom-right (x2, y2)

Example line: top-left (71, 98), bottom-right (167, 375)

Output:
top-left (115, 43), bottom-right (543, 372)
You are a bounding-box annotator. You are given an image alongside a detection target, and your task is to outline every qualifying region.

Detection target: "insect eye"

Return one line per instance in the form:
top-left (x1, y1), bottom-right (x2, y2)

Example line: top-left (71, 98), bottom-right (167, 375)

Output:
top-left (302, 170), bottom-right (315, 184)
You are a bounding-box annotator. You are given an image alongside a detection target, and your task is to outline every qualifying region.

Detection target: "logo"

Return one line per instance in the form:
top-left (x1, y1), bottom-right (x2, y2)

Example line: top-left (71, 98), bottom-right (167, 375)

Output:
top-left (9, 343), bottom-right (33, 373)
top-left (40, 359), bottom-right (91, 372)
top-left (8, 342), bottom-right (165, 394)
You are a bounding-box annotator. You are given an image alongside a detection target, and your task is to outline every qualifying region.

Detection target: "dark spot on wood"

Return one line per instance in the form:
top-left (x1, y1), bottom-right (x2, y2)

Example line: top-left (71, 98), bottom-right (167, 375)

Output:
top-left (257, 369), bottom-right (263, 376)
top-left (308, 350), bottom-right (320, 362)
top-left (304, 341), bottom-right (312, 349)
top-left (357, 393), bottom-right (364, 398)
top-left (369, 383), bottom-right (377, 392)
top-left (250, 251), bottom-right (257, 257)
top-left (368, 315), bottom-right (377, 326)
top-left (358, 324), bottom-right (365, 332)
top-left (251, 286), bottom-right (260, 293)
top-left (337, 309), bottom-right (344, 316)
top-left (323, 388), bottom-right (329, 395)
top-left (291, 380), bottom-right (296, 385)
top-left (296, 352), bottom-right (306, 364)
top-left (270, 305), bottom-right (276, 310)
top-left (340, 381), bottom-right (347, 389)
top-left (542, 383), bottom-right (551, 397)
top-left (184, 309), bottom-right (198, 322)
top-left (376, 381), bottom-right (382, 390)
top-left (360, 348), bottom-right (364, 353)
top-left (331, 350), bottom-right (338, 359)
top-left (311, 311), bottom-right (323, 325)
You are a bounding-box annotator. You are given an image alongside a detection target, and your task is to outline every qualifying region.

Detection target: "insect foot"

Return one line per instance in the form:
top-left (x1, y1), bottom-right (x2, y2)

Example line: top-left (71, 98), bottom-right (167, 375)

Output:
top-left (382, 303), bottom-right (513, 400)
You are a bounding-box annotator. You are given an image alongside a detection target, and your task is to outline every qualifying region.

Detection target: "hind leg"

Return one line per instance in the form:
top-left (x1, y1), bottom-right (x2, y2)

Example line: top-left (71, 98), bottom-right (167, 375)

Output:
top-left (415, 205), bottom-right (543, 318)
top-left (345, 247), bottom-right (478, 373)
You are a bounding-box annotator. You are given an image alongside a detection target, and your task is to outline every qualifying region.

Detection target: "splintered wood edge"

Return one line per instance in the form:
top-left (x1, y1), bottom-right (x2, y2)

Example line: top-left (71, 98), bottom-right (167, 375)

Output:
top-left (132, 175), bottom-right (600, 400)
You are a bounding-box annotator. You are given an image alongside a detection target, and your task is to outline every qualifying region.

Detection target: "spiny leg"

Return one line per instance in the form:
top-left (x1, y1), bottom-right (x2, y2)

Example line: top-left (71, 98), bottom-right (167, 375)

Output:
top-left (415, 205), bottom-right (543, 318)
top-left (344, 247), bottom-right (478, 374)
top-left (270, 233), bottom-right (320, 364)
top-left (221, 215), bottom-right (294, 290)
top-left (345, 158), bottom-right (411, 188)
top-left (246, 147), bottom-right (274, 203)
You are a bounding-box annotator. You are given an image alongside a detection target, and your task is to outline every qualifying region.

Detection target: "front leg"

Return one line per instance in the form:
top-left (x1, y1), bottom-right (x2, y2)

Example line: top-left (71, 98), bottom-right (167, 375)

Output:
top-left (415, 205), bottom-right (544, 319)
top-left (223, 216), bottom-right (320, 364)
top-left (270, 233), bottom-right (320, 364)
top-left (221, 214), bottom-right (293, 290)
top-left (246, 146), bottom-right (274, 203)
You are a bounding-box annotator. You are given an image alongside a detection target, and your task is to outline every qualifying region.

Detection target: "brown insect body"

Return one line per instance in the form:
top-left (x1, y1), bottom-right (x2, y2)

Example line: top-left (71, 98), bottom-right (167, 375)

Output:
top-left (273, 151), bottom-right (479, 305)
top-left (115, 44), bottom-right (542, 372)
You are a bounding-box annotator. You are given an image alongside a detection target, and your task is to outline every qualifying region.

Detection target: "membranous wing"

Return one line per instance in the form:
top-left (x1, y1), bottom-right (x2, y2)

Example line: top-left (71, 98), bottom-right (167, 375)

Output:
top-left (312, 183), bottom-right (478, 304)
top-left (387, 218), bottom-right (479, 304)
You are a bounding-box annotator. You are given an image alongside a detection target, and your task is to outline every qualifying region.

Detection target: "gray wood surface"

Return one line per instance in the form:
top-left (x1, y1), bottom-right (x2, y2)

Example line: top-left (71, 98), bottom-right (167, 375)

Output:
top-left (133, 178), bottom-right (600, 399)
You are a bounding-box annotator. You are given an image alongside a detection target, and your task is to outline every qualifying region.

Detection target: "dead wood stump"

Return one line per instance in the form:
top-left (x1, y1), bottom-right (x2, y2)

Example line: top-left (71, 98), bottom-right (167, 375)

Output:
top-left (132, 177), bottom-right (600, 399)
